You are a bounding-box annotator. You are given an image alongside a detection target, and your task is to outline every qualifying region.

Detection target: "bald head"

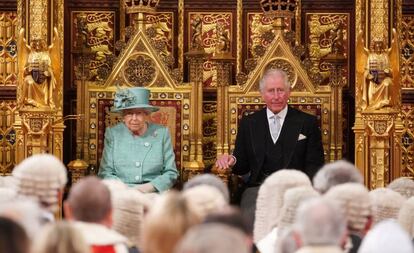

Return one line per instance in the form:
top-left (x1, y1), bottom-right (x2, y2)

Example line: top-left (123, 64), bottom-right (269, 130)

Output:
top-left (65, 176), bottom-right (111, 223)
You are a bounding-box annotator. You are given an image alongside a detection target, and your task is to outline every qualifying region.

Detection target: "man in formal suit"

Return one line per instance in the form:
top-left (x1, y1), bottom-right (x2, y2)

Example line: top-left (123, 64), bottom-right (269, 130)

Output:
top-left (216, 68), bottom-right (324, 221)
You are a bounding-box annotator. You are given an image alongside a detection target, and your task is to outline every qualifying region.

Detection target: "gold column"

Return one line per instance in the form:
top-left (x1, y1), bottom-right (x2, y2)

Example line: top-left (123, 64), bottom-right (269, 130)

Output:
top-left (182, 50), bottom-right (206, 180)
top-left (325, 53), bottom-right (346, 161)
top-left (354, 0), bottom-right (403, 188)
top-left (211, 55), bottom-right (233, 183)
top-left (15, 0), bottom-right (64, 162)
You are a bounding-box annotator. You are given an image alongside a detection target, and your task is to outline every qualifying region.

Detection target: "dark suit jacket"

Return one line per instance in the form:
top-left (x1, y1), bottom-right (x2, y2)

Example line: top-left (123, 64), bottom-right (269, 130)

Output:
top-left (232, 106), bottom-right (324, 184)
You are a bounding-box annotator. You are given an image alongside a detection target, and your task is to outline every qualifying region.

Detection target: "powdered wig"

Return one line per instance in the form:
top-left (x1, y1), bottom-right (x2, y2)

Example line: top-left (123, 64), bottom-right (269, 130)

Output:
top-left (183, 173), bottom-right (230, 203)
top-left (369, 187), bottom-right (405, 225)
top-left (12, 154), bottom-right (67, 212)
top-left (182, 185), bottom-right (228, 220)
top-left (324, 183), bottom-right (371, 233)
top-left (387, 177), bottom-right (414, 199)
top-left (313, 160), bottom-right (363, 194)
top-left (254, 169), bottom-right (311, 242)
top-left (111, 188), bottom-right (151, 248)
top-left (398, 196), bottom-right (414, 238)
top-left (277, 186), bottom-right (320, 237)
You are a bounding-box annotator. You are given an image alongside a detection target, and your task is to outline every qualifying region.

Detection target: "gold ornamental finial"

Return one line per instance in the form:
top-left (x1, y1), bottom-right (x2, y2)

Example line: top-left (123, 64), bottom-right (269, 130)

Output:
top-left (259, 0), bottom-right (297, 19)
top-left (123, 0), bottom-right (159, 14)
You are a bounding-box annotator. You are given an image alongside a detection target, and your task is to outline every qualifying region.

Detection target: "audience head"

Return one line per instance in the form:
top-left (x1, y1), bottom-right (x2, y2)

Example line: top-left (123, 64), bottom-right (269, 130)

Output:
top-left (0, 198), bottom-right (44, 239)
top-left (357, 220), bottom-right (414, 253)
top-left (64, 176), bottom-right (112, 226)
top-left (369, 187), bottom-right (405, 225)
top-left (324, 183), bottom-right (371, 234)
top-left (31, 221), bottom-right (90, 253)
top-left (183, 173), bottom-right (230, 203)
top-left (204, 206), bottom-right (252, 236)
top-left (174, 224), bottom-right (250, 253)
top-left (111, 188), bottom-right (150, 248)
top-left (295, 197), bottom-right (347, 247)
top-left (254, 169), bottom-right (311, 242)
top-left (277, 186), bottom-right (319, 237)
top-left (141, 190), bottom-right (200, 253)
top-left (182, 185), bottom-right (227, 220)
top-left (398, 196), bottom-right (414, 238)
top-left (313, 160), bottom-right (363, 194)
top-left (0, 216), bottom-right (30, 253)
top-left (12, 154), bottom-right (67, 213)
top-left (387, 177), bottom-right (414, 199)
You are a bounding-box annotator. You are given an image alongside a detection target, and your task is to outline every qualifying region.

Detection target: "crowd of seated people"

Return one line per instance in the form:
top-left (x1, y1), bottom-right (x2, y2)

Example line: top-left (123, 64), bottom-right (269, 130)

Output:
top-left (1, 155), bottom-right (414, 253)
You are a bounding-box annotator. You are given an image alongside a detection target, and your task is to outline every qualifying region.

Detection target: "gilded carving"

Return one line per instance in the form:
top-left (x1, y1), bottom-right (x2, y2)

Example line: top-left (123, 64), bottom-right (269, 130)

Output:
top-left (145, 13), bottom-right (173, 58)
top-left (72, 12), bottom-right (115, 82)
top-left (401, 15), bottom-right (414, 89)
top-left (17, 28), bottom-right (61, 109)
top-left (29, 0), bottom-right (48, 41)
top-left (248, 14), bottom-right (274, 58)
top-left (188, 12), bottom-right (232, 87)
top-left (123, 54), bottom-right (156, 86)
top-left (0, 12), bottom-right (18, 87)
top-left (356, 30), bottom-right (400, 111)
top-left (370, 0), bottom-right (388, 43)
top-left (400, 104), bottom-right (414, 177)
top-left (0, 101), bottom-right (17, 174)
top-left (306, 14), bottom-right (349, 86)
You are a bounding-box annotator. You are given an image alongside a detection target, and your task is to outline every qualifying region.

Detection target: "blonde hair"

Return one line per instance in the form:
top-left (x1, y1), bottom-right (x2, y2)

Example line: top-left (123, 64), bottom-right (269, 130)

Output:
top-left (141, 191), bottom-right (200, 253)
top-left (31, 221), bottom-right (90, 253)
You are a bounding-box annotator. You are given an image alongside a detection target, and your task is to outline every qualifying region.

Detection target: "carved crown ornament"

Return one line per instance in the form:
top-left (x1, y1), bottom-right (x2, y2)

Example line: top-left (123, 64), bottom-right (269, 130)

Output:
top-left (123, 0), bottom-right (159, 14)
top-left (260, 0), bottom-right (297, 19)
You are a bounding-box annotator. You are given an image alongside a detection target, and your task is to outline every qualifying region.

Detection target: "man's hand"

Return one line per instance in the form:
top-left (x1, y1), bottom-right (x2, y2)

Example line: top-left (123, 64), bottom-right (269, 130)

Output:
top-left (215, 154), bottom-right (236, 171)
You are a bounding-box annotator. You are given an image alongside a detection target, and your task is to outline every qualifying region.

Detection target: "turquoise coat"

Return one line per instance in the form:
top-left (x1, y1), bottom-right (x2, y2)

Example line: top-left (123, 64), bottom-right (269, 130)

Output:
top-left (98, 122), bottom-right (179, 192)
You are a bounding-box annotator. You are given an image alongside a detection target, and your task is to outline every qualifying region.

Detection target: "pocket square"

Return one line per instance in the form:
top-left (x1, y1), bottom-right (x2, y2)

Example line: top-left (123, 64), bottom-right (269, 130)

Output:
top-left (298, 134), bottom-right (307, 141)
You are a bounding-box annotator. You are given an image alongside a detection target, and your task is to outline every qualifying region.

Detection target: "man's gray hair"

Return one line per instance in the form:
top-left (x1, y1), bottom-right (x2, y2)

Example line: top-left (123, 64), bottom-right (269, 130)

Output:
top-left (313, 160), bottom-right (363, 194)
top-left (295, 197), bottom-right (346, 246)
top-left (259, 68), bottom-right (291, 92)
top-left (174, 224), bottom-right (250, 253)
top-left (183, 174), bottom-right (230, 203)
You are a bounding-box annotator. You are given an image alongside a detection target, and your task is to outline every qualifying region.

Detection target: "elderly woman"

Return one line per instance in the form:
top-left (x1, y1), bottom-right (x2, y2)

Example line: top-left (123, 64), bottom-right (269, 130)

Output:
top-left (98, 87), bottom-right (178, 193)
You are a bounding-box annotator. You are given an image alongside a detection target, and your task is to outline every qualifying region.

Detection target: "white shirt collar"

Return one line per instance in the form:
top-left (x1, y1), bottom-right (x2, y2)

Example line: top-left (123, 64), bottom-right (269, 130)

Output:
top-left (266, 105), bottom-right (288, 120)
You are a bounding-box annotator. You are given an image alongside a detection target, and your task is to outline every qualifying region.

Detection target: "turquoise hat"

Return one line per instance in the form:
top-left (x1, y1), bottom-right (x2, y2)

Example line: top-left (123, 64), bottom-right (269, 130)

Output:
top-left (112, 87), bottom-right (159, 112)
